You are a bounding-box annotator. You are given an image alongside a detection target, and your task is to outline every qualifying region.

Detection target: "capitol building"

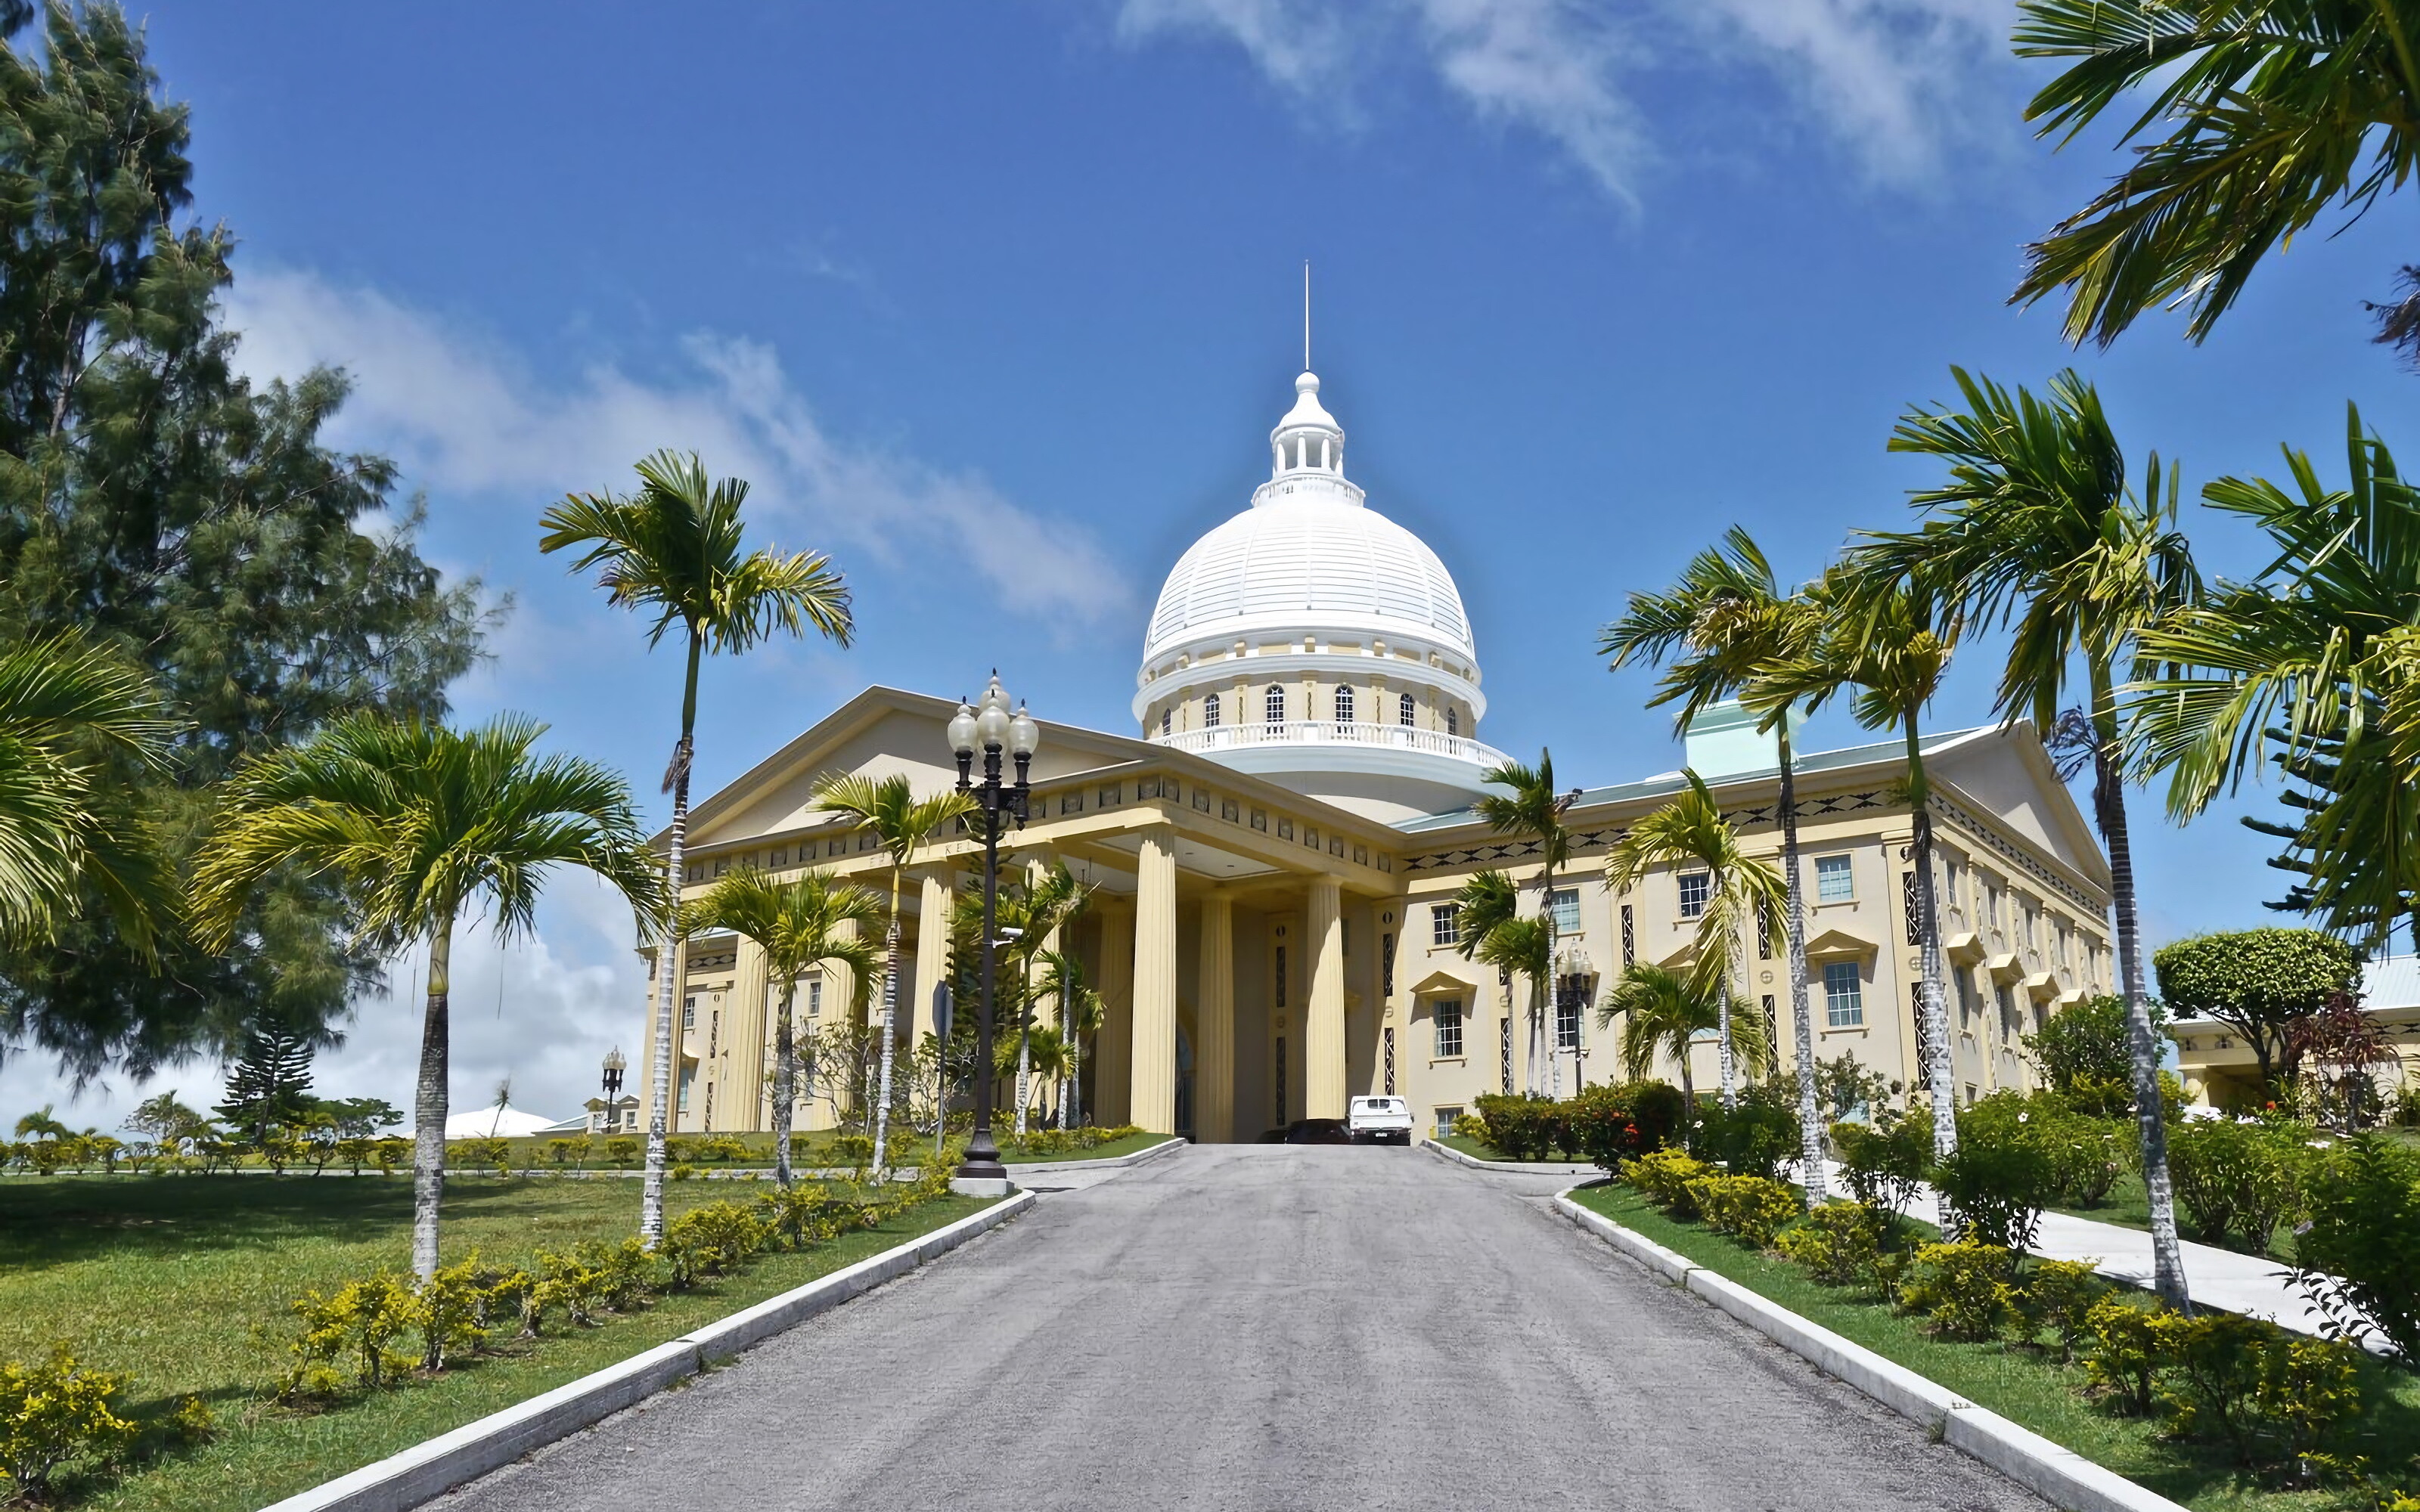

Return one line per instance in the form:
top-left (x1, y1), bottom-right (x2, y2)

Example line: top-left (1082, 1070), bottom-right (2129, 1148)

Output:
top-left (637, 367), bottom-right (2118, 1142)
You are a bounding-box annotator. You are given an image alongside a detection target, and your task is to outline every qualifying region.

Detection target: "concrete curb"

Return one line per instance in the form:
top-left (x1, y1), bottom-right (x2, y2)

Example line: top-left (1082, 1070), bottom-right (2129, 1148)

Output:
top-left (1006, 1136), bottom-right (1186, 1175)
top-left (1552, 1191), bottom-right (2188, 1512)
top-left (1419, 1137), bottom-right (1598, 1176)
top-left (261, 1189), bottom-right (1037, 1512)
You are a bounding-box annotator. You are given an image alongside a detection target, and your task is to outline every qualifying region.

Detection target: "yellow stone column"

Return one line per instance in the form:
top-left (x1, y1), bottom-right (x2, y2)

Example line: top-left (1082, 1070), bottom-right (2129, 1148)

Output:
top-left (1306, 875), bottom-right (1346, 1119)
top-left (910, 869), bottom-right (952, 1044)
top-left (1131, 826), bottom-right (1178, 1133)
top-left (1196, 891), bottom-right (1235, 1143)
top-left (728, 937), bottom-right (770, 1129)
top-left (1096, 902), bottom-right (1134, 1126)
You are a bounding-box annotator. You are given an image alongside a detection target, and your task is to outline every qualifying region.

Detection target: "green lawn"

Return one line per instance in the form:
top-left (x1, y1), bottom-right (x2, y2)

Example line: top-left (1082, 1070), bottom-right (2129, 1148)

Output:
top-left (2048, 1173), bottom-right (2301, 1264)
top-left (999, 1130), bottom-right (1174, 1163)
top-left (0, 1173), bottom-right (987, 1511)
top-left (1568, 1182), bottom-right (2420, 1512)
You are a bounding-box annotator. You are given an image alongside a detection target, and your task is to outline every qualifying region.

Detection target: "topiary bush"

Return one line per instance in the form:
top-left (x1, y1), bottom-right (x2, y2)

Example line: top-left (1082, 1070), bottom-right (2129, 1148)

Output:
top-left (0, 1347), bottom-right (138, 1503)
top-left (2083, 1297), bottom-right (2163, 1415)
top-left (1472, 1094), bottom-right (1562, 1161)
top-left (1935, 1098), bottom-right (2059, 1255)
top-left (1899, 1241), bottom-right (2018, 1342)
top-left (2009, 1259), bottom-right (2107, 1361)
top-left (281, 1274), bottom-right (424, 1398)
top-left (1832, 1111), bottom-right (1929, 1217)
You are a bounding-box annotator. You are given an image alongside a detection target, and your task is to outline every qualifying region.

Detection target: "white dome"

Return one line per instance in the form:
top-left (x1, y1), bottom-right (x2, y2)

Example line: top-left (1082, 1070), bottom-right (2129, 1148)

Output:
top-left (1142, 494), bottom-right (1475, 665)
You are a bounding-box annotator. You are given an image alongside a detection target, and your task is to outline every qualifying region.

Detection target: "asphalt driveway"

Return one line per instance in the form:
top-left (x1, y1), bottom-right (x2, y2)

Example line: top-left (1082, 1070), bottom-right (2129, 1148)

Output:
top-left (435, 1144), bottom-right (2043, 1512)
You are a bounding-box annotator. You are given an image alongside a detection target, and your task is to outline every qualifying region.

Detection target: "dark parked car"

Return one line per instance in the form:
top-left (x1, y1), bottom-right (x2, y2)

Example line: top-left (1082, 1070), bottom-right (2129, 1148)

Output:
top-left (1280, 1117), bottom-right (1352, 1145)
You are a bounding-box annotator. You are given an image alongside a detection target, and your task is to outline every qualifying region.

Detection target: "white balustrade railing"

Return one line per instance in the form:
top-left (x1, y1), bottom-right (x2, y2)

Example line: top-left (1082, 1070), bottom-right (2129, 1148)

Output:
top-left (1151, 720), bottom-right (1510, 768)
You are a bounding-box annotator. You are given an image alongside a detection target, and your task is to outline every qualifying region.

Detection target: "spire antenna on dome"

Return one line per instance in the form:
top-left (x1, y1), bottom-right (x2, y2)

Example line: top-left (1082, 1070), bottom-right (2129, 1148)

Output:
top-left (1302, 260), bottom-right (1311, 372)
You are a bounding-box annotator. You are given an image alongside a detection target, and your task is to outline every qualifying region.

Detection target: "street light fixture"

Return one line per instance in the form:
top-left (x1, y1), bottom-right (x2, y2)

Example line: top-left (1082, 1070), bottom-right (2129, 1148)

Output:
top-left (600, 1048), bottom-right (626, 1134)
top-left (949, 671), bottom-right (1038, 1194)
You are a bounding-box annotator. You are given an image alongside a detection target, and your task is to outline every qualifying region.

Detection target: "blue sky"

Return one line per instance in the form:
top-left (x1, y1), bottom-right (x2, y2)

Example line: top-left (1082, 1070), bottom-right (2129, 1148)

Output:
top-left (11, 1), bottom-right (2412, 1127)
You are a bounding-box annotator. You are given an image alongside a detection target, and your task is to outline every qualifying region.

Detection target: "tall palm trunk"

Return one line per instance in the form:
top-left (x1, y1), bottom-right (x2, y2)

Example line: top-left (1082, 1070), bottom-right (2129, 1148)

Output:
top-left (1905, 723), bottom-right (1959, 1160)
top-left (869, 896), bottom-right (902, 1179)
top-left (1058, 991), bottom-right (1073, 1131)
top-left (641, 636), bottom-right (702, 1245)
top-left (771, 979), bottom-right (799, 1187)
top-left (1014, 954), bottom-right (1032, 1138)
top-left (1541, 866), bottom-right (1559, 1098)
top-left (412, 928), bottom-right (454, 1281)
top-left (1779, 727), bottom-right (1827, 1208)
top-left (2093, 680), bottom-right (2189, 1308)
top-left (1715, 982), bottom-right (1737, 1111)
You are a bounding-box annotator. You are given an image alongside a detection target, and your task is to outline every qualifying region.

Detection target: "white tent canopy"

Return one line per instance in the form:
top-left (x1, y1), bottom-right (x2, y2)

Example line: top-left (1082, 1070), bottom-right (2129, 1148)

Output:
top-left (416, 1104), bottom-right (558, 1140)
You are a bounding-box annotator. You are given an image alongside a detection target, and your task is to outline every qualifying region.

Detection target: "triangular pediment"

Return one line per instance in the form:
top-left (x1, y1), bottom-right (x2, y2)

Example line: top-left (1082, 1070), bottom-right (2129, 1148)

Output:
top-left (1406, 967), bottom-right (1481, 999)
top-left (1803, 926), bottom-right (1879, 961)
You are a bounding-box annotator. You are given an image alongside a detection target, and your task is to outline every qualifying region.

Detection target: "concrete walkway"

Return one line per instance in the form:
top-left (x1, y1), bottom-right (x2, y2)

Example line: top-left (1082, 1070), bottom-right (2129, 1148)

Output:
top-left (435, 1145), bottom-right (2048, 1512)
top-left (1807, 1161), bottom-right (2332, 1337)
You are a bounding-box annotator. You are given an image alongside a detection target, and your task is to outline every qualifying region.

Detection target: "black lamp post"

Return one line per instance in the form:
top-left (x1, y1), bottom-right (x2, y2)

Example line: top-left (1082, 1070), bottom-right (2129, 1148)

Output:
top-left (948, 673), bottom-right (1038, 1191)
top-left (600, 1048), bottom-right (626, 1132)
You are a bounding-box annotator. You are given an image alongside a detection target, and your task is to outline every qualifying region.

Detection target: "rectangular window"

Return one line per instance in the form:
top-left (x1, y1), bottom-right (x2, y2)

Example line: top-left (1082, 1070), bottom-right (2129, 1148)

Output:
top-left (1304, 826), bottom-right (1319, 848)
top-left (1549, 887), bottom-right (1581, 934)
top-left (1383, 1026), bottom-right (1396, 1095)
top-left (1435, 1106), bottom-right (1463, 1140)
top-left (1984, 884), bottom-right (2000, 925)
top-left (1815, 854), bottom-right (1854, 903)
top-left (1277, 818), bottom-right (1295, 840)
top-left (1555, 975), bottom-right (1583, 1051)
top-left (1221, 798), bottom-right (1240, 823)
top-left (1823, 961), bottom-right (1864, 1027)
top-left (1500, 1015), bottom-right (1513, 1093)
top-left (1621, 903), bottom-right (1635, 968)
top-left (681, 995), bottom-right (697, 1030)
top-left (1432, 903), bottom-right (1460, 947)
top-left (1677, 871), bottom-right (1711, 919)
top-left (677, 1065), bottom-right (694, 1112)
top-left (1099, 783), bottom-right (1123, 807)
top-left (806, 979), bottom-right (822, 1019)
top-left (1381, 932), bottom-right (1395, 996)
top-left (1251, 808), bottom-right (1267, 831)
top-left (1434, 997), bottom-right (1463, 1058)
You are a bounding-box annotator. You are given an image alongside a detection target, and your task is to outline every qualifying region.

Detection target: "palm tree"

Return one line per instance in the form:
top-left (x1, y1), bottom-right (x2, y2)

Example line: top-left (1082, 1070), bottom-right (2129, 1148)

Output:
top-left (1603, 772), bottom-right (1788, 1112)
top-left (1007, 863), bottom-right (1089, 1136)
top-left (1038, 949), bottom-right (1103, 1129)
top-left (1444, 869), bottom-right (1542, 1093)
top-left (2010, 0), bottom-right (2420, 358)
top-left (688, 869), bottom-right (881, 1185)
top-left (1020, 1024), bottom-right (1072, 1127)
top-left (1859, 365), bottom-right (2198, 1307)
top-left (1750, 569), bottom-right (1962, 1158)
top-left (540, 450), bottom-right (852, 1244)
top-left (190, 714), bottom-right (662, 1278)
top-left (0, 634), bottom-right (178, 951)
top-left (810, 773), bottom-right (974, 1176)
top-left (1472, 752), bottom-right (1578, 1094)
top-left (1604, 528), bottom-right (1830, 1201)
top-left (2134, 406), bottom-right (2420, 943)
top-left (1596, 962), bottom-right (1767, 1108)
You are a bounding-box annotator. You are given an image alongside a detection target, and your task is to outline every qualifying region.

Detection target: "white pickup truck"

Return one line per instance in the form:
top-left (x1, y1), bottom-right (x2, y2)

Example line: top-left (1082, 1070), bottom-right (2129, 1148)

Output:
top-left (1347, 1095), bottom-right (1414, 1145)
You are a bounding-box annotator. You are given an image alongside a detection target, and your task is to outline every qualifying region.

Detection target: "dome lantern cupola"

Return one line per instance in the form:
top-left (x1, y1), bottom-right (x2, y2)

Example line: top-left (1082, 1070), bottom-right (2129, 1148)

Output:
top-left (1270, 370), bottom-right (1345, 481)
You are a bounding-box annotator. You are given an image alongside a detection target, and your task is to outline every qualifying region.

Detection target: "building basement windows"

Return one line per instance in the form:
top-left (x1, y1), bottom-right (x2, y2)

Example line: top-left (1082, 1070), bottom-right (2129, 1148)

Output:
top-left (1677, 871), bottom-right (1711, 919)
top-left (1431, 903), bottom-right (1460, 947)
top-left (1824, 962), bottom-right (1864, 1027)
top-left (1433, 997), bottom-right (1463, 1058)
top-left (1815, 854), bottom-right (1855, 903)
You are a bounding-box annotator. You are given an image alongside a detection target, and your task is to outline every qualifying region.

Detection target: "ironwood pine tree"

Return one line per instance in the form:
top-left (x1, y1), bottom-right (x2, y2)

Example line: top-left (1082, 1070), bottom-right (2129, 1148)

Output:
top-left (213, 1015), bottom-right (318, 1145)
top-left (0, 3), bottom-right (484, 1080)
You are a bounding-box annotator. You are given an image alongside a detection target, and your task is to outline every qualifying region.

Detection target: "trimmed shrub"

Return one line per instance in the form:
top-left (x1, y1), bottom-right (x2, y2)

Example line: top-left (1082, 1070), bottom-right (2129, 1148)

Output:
top-left (1685, 1174), bottom-right (1799, 1249)
top-left (1900, 1241), bottom-right (2018, 1342)
top-left (696, 1134), bottom-right (751, 1163)
top-left (1689, 1090), bottom-right (1798, 1180)
top-left (449, 1137), bottom-right (510, 1177)
top-left (2291, 1132), bottom-right (2420, 1365)
top-left (2252, 1335), bottom-right (2365, 1467)
top-left (756, 1184), bottom-right (852, 1249)
top-left (1832, 1112), bottom-right (1929, 1216)
top-left (2154, 1311), bottom-right (2273, 1461)
top-left (2083, 1298), bottom-right (2162, 1415)
top-left (282, 1274), bottom-right (423, 1397)
top-left (1620, 1148), bottom-right (1717, 1219)
top-left (545, 1137), bottom-right (591, 1167)
top-left (605, 1137), bottom-right (639, 1167)
top-left (660, 1201), bottom-right (768, 1288)
top-left (1472, 1094), bottom-right (1562, 1161)
top-left (1934, 1102), bottom-right (2057, 1255)
top-left (830, 1133), bottom-right (875, 1167)
top-left (418, 1256), bottom-right (492, 1371)
top-left (0, 1347), bottom-right (138, 1501)
top-left (2010, 1259), bottom-right (2107, 1361)
top-left (1775, 1203), bottom-right (1887, 1290)
top-left (2166, 1117), bottom-right (2306, 1254)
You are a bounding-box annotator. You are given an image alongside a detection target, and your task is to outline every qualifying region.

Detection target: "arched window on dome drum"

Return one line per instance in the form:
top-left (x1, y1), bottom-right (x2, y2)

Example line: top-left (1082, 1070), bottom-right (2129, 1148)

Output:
top-left (1160, 708), bottom-right (1171, 736)
top-left (1399, 692), bottom-right (1416, 727)
top-left (1264, 685), bottom-right (1284, 726)
top-left (1205, 693), bottom-right (1221, 729)
top-left (1333, 684), bottom-right (1354, 727)
top-left (1447, 706), bottom-right (1460, 737)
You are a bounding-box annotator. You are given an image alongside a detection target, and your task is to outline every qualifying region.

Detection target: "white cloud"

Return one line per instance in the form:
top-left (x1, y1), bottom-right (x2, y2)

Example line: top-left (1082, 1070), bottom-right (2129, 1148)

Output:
top-left (223, 268), bottom-right (1132, 632)
top-left (1110, 0), bottom-right (2012, 200)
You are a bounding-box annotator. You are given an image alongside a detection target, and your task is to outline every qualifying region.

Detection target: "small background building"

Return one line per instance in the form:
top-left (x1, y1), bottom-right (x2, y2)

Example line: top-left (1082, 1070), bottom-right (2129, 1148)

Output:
top-left (2173, 956), bottom-right (2420, 1110)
